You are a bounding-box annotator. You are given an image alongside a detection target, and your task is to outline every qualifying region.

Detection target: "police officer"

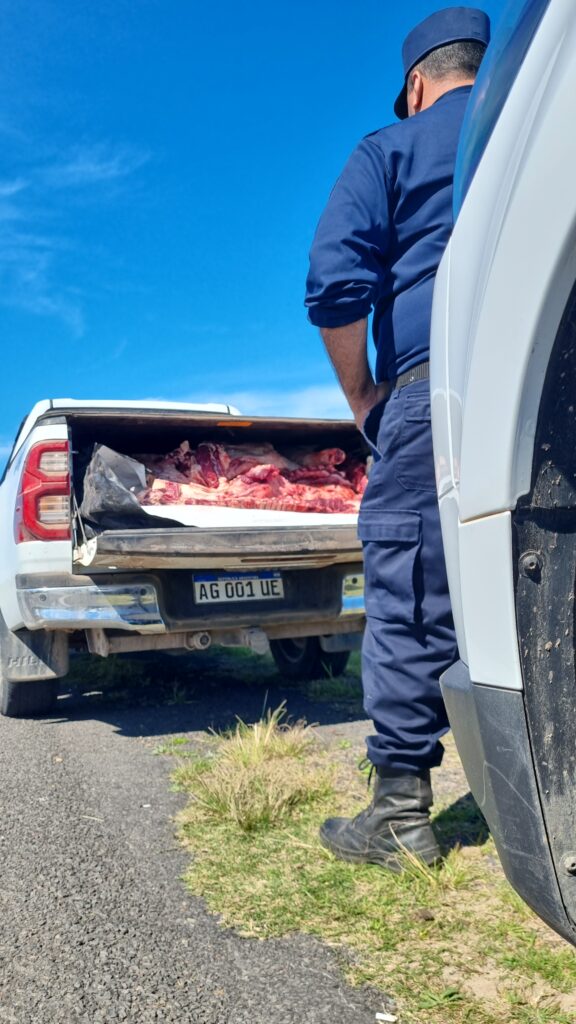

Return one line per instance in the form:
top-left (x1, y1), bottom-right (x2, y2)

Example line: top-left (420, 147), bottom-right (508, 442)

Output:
top-left (305, 7), bottom-right (491, 869)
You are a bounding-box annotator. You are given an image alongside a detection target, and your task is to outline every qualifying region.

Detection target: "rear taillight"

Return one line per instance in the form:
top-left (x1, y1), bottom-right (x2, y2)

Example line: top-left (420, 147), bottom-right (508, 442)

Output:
top-left (15, 440), bottom-right (71, 542)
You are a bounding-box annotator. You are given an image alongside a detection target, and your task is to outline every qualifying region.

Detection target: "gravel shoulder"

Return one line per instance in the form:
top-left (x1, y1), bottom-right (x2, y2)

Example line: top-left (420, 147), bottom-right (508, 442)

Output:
top-left (0, 673), bottom-right (384, 1024)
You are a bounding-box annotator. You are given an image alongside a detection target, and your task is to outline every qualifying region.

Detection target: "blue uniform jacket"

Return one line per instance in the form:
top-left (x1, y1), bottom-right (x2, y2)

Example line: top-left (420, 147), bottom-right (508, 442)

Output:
top-left (305, 86), bottom-right (472, 382)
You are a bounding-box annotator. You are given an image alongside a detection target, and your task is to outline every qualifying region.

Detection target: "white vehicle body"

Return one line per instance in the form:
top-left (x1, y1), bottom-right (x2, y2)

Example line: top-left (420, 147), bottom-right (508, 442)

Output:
top-left (431, 0), bottom-right (576, 943)
top-left (0, 399), bottom-right (365, 717)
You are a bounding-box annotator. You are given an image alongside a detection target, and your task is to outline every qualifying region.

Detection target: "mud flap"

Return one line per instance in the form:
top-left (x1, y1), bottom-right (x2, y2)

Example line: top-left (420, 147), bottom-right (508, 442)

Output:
top-left (0, 613), bottom-right (69, 682)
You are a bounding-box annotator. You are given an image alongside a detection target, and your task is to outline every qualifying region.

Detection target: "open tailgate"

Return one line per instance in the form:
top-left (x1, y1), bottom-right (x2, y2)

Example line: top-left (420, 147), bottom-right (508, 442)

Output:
top-left (74, 522), bottom-right (362, 572)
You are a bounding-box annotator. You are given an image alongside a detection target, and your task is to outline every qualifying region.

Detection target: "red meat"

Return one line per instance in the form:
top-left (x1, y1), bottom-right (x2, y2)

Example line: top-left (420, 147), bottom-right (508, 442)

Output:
top-left (284, 467), bottom-right (350, 487)
top-left (136, 440), bottom-right (366, 514)
top-left (341, 457), bottom-right (369, 495)
top-left (225, 443), bottom-right (298, 479)
top-left (196, 443), bottom-right (229, 488)
top-left (285, 447), bottom-right (346, 469)
top-left (144, 441), bottom-right (211, 487)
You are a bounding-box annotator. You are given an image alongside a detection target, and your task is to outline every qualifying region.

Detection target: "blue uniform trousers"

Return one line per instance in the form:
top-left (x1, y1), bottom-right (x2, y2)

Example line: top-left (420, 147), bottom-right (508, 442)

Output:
top-left (359, 379), bottom-right (457, 773)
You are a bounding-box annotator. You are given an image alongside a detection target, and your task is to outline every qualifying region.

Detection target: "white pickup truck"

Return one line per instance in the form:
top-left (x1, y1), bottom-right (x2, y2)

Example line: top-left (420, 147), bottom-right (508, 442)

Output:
top-left (0, 399), bottom-right (366, 717)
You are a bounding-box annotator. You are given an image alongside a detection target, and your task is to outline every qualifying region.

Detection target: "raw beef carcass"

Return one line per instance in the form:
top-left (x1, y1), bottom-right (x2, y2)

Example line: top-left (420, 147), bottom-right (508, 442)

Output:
top-left (196, 443), bottom-right (229, 488)
top-left (143, 441), bottom-right (209, 487)
top-left (223, 443), bottom-right (298, 479)
top-left (284, 446), bottom-right (346, 469)
top-left (341, 456), bottom-right (369, 496)
top-left (136, 440), bottom-right (367, 514)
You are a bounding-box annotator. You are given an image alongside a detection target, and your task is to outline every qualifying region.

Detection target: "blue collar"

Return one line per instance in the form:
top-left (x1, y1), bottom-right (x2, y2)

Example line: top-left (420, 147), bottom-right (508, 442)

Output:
top-left (432, 84), bottom-right (473, 108)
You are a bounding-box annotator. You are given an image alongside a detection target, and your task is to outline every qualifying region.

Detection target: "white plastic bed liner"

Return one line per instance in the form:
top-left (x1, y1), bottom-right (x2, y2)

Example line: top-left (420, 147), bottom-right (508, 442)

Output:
top-left (140, 505), bottom-right (358, 528)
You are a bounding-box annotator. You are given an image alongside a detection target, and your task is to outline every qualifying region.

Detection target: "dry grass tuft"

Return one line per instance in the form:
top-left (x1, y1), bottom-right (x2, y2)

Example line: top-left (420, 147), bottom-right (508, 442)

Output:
top-left (185, 756), bottom-right (332, 832)
top-left (217, 702), bottom-right (316, 768)
top-left (177, 704), bottom-right (331, 832)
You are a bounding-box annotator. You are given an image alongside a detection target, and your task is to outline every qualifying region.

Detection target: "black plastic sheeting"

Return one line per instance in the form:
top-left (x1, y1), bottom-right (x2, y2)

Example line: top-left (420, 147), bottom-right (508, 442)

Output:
top-left (78, 445), bottom-right (182, 534)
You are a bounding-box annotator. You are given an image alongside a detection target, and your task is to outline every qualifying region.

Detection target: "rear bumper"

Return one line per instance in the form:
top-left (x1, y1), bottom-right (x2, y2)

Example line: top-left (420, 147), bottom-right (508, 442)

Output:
top-left (442, 660), bottom-right (576, 945)
top-left (17, 582), bottom-right (164, 632)
top-left (15, 566), bottom-right (365, 638)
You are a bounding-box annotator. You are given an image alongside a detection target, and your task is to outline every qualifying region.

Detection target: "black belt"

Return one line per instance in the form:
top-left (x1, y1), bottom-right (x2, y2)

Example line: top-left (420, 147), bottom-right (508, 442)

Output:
top-left (392, 360), bottom-right (429, 390)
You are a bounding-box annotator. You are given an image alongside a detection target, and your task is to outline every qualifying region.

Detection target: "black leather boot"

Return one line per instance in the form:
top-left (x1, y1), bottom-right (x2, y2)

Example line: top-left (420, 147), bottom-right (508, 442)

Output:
top-left (319, 768), bottom-right (442, 871)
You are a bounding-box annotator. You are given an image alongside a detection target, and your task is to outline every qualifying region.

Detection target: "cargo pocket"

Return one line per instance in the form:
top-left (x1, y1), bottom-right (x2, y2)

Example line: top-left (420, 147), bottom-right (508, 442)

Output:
top-left (358, 509), bottom-right (422, 623)
top-left (395, 392), bottom-right (437, 492)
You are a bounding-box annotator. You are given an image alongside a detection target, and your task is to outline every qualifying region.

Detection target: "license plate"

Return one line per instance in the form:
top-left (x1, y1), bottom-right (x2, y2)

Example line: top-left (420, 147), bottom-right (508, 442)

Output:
top-left (193, 571), bottom-right (284, 604)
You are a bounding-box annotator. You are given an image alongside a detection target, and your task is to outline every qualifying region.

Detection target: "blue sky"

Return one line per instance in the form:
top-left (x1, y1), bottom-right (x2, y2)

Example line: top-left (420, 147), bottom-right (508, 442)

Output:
top-left (1, 0), bottom-right (505, 456)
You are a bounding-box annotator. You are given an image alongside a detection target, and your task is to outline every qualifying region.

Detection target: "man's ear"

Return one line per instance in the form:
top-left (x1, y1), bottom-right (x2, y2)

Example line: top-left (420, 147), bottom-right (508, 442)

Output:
top-left (407, 70), bottom-right (424, 116)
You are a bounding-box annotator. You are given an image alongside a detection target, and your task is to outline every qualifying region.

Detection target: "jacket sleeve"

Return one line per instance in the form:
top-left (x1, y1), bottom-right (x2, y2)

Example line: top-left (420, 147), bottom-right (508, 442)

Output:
top-left (305, 138), bottom-right (391, 328)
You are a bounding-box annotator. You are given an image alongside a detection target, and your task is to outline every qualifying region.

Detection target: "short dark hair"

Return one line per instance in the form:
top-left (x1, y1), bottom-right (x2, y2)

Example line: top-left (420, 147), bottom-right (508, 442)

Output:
top-left (413, 39), bottom-right (487, 82)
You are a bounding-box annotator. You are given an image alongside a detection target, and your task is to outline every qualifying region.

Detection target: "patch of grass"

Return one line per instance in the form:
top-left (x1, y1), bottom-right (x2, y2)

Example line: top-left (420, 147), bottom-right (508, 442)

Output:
top-left (66, 653), bottom-right (154, 691)
top-left (506, 991), bottom-right (575, 1024)
top-left (62, 652), bottom-right (198, 707)
top-left (179, 706), bottom-right (331, 833)
top-left (170, 750), bottom-right (216, 789)
top-left (500, 931), bottom-right (576, 991)
top-left (153, 736), bottom-right (192, 756)
top-left (174, 714), bottom-right (576, 1024)
top-left (217, 703), bottom-right (316, 767)
top-left (418, 987), bottom-right (464, 1009)
top-left (303, 675), bottom-right (363, 704)
top-left (182, 757), bottom-right (332, 832)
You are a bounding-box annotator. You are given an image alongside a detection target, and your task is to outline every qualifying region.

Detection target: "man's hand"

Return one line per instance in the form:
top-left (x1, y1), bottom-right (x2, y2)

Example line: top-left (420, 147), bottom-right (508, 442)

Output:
top-left (320, 320), bottom-right (390, 430)
top-left (351, 380), bottom-right (390, 431)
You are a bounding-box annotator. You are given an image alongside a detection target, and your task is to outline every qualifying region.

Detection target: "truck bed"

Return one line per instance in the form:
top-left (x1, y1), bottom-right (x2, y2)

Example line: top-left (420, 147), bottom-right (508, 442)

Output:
top-left (58, 405), bottom-right (368, 561)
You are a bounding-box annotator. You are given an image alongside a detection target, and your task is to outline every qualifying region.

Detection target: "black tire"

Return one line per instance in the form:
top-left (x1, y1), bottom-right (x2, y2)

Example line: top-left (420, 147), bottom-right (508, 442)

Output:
top-left (0, 678), bottom-right (58, 718)
top-left (269, 637), bottom-right (350, 681)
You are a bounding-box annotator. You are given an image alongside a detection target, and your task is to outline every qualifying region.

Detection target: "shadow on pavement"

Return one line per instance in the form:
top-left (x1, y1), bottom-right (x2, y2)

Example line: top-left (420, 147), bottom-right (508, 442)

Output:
top-left (45, 648), bottom-right (366, 739)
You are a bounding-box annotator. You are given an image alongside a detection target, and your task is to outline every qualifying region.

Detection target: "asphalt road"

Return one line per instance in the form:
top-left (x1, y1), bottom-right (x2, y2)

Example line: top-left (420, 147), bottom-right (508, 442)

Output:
top-left (0, 660), bottom-right (383, 1024)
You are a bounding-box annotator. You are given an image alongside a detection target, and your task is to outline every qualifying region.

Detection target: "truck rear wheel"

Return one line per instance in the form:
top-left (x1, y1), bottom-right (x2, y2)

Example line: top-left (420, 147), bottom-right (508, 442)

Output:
top-left (269, 637), bottom-right (350, 681)
top-left (0, 678), bottom-right (58, 717)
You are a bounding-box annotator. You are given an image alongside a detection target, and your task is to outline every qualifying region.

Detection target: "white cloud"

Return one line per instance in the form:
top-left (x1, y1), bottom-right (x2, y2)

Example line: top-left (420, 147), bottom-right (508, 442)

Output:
top-left (183, 384), bottom-right (353, 420)
top-left (0, 141), bottom-right (149, 334)
top-left (0, 227), bottom-right (84, 336)
top-left (41, 143), bottom-right (150, 189)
